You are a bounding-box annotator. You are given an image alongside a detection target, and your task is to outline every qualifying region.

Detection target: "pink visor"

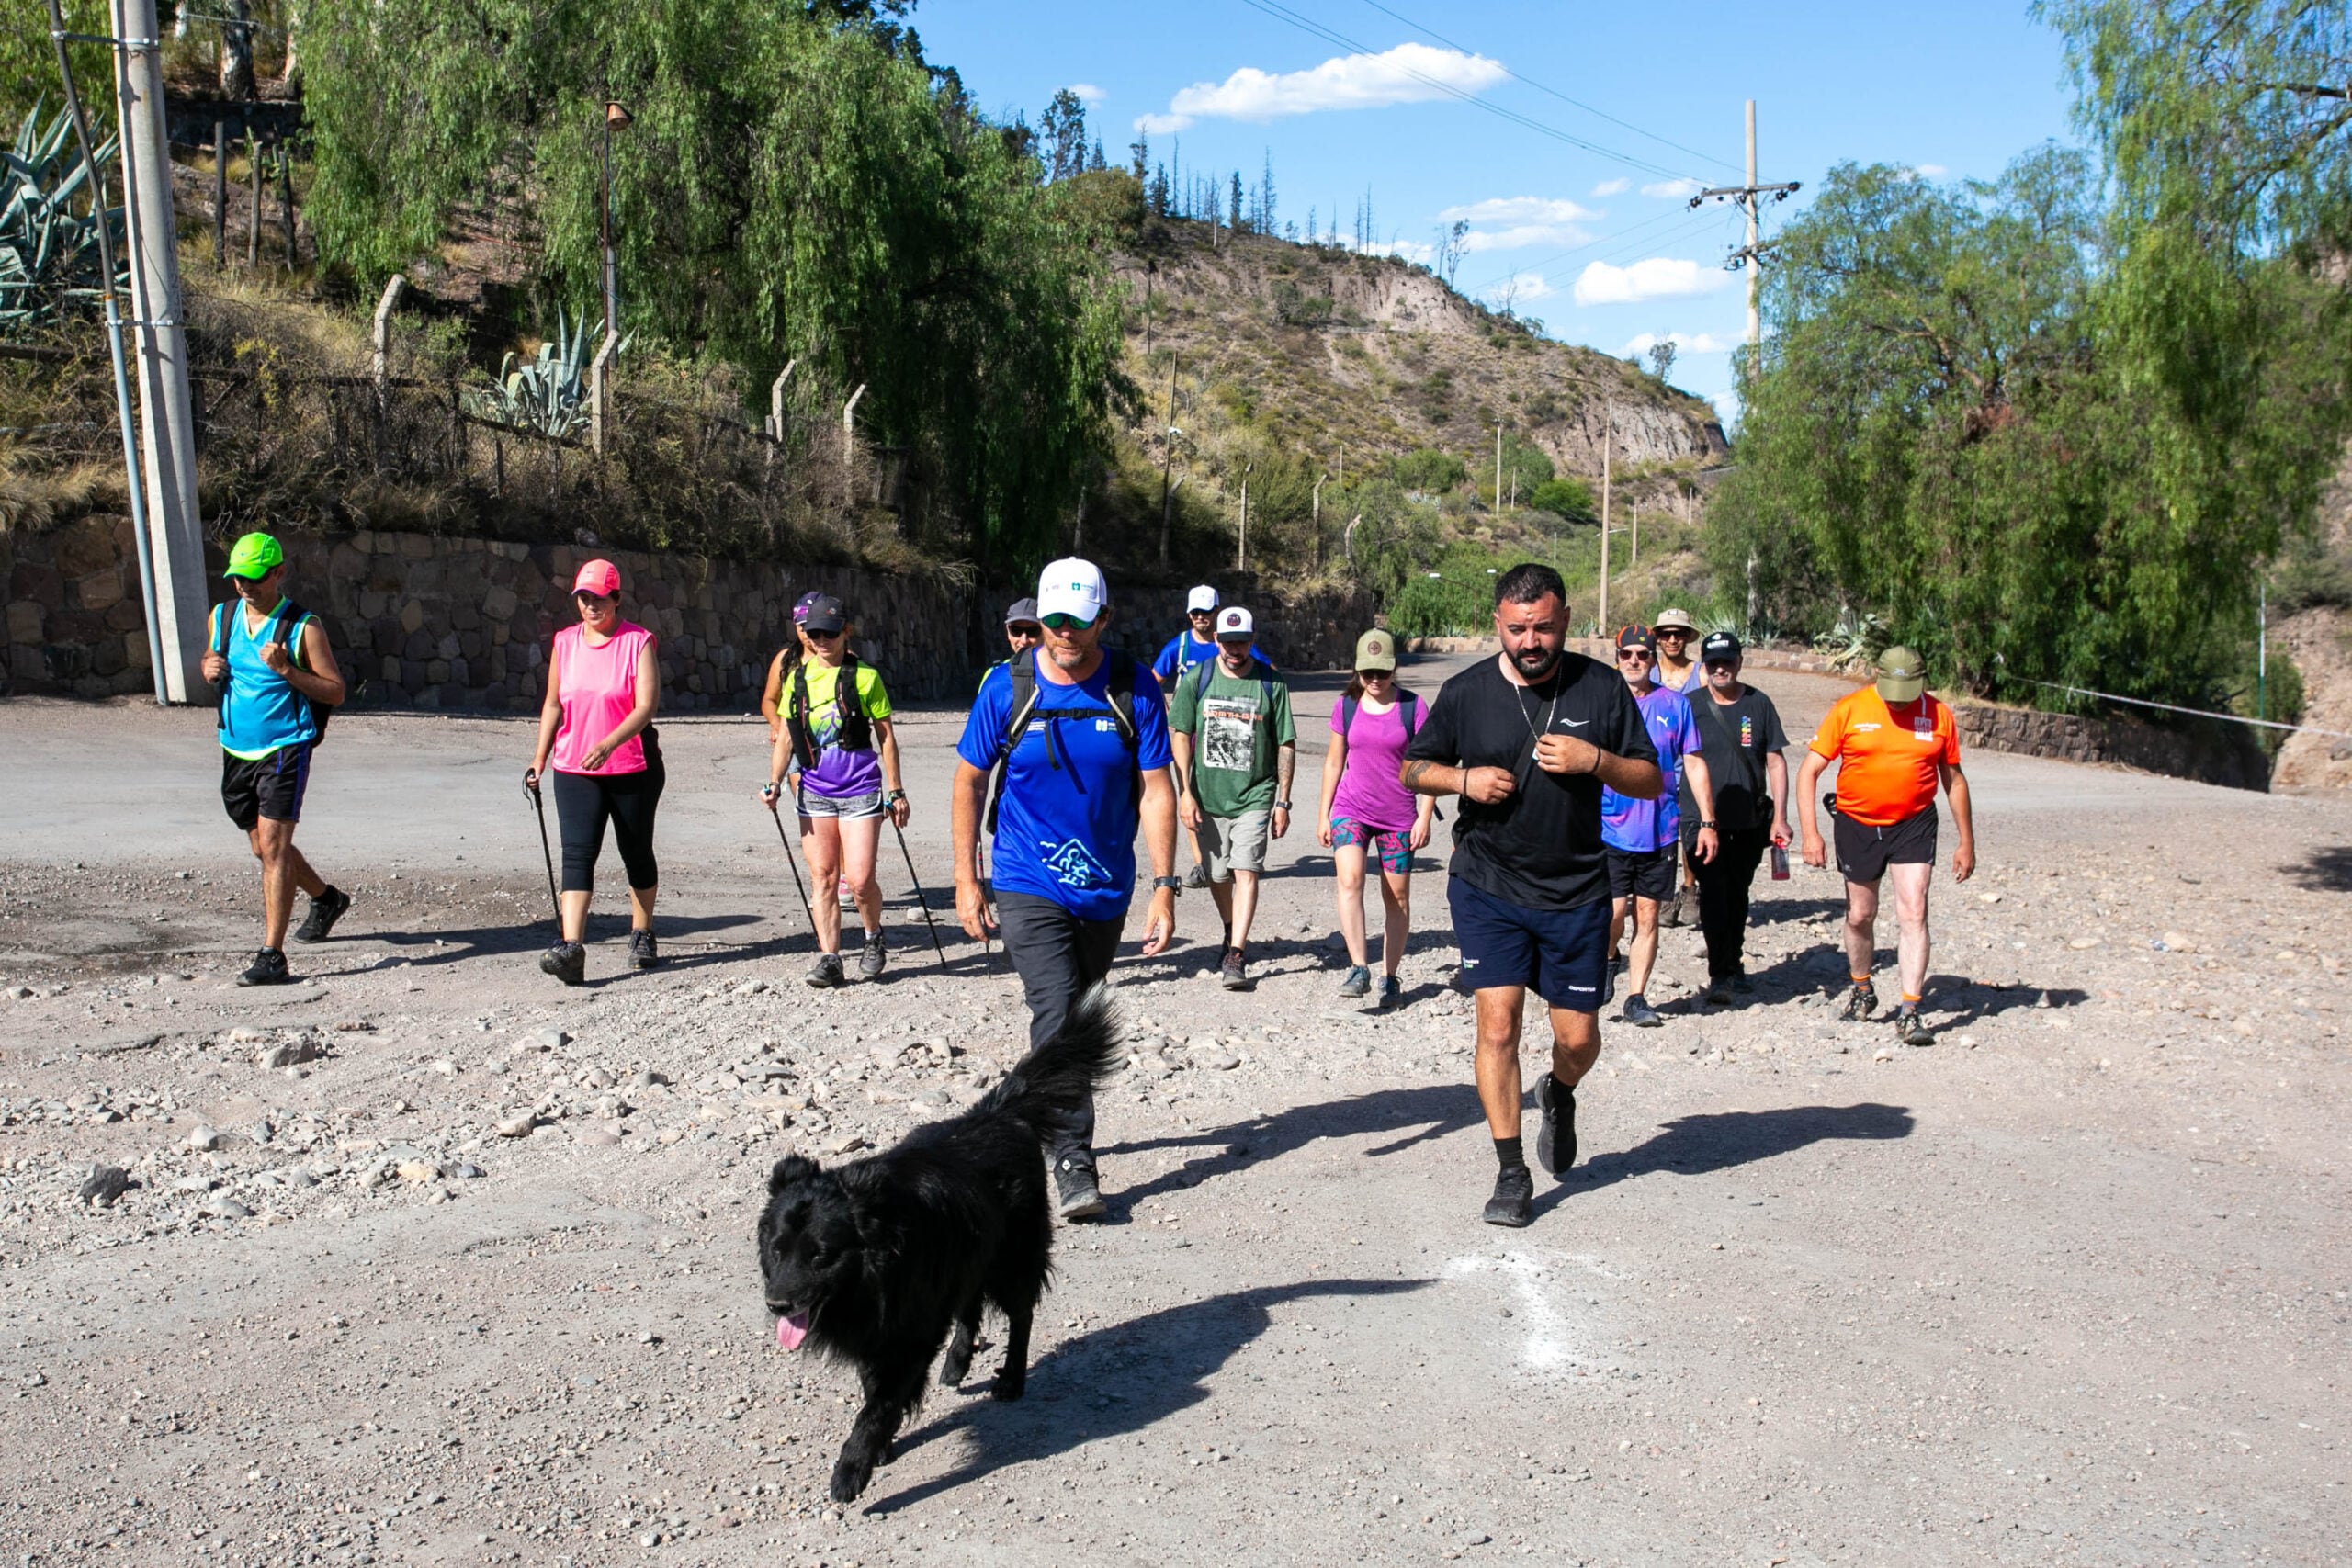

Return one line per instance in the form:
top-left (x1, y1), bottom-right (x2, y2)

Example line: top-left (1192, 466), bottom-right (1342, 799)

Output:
top-left (572, 559), bottom-right (621, 597)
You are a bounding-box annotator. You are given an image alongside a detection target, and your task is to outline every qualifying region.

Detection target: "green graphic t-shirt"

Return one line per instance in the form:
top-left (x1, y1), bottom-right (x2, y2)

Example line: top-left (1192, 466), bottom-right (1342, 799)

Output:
top-left (1170, 659), bottom-right (1295, 818)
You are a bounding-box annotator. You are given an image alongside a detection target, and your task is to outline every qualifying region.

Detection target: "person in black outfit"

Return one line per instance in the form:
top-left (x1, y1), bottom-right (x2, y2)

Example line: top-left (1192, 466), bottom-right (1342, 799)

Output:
top-left (1680, 633), bottom-right (1792, 1004)
top-left (1402, 564), bottom-right (1661, 1228)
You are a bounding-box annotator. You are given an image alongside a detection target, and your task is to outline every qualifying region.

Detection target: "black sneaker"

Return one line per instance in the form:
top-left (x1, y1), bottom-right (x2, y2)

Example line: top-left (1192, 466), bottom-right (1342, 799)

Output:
top-left (539, 941), bottom-right (586, 987)
top-left (1729, 973), bottom-right (1756, 997)
top-left (1893, 1007), bottom-right (1933, 1046)
top-left (1183, 863), bottom-right (1209, 890)
top-left (1703, 977), bottom-right (1736, 1008)
top-left (807, 953), bottom-right (845, 989)
top-left (1054, 1156), bottom-right (1105, 1221)
top-left (1218, 950), bottom-right (1249, 990)
top-left (1622, 993), bottom-right (1663, 1027)
top-left (1482, 1163), bottom-right (1533, 1227)
top-left (628, 929), bottom-right (661, 971)
top-left (1840, 982), bottom-right (1878, 1021)
top-left (1535, 1075), bottom-right (1577, 1176)
top-left (857, 933), bottom-right (887, 980)
top-left (237, 947), bottom-right (291, 987)
top-left (292, 886), bottom-right (350, 944)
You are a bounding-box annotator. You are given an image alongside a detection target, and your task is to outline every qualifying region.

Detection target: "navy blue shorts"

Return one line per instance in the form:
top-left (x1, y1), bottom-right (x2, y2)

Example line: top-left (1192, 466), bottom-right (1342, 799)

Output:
top-left (1448, 876), bottom-right (1614, 1013)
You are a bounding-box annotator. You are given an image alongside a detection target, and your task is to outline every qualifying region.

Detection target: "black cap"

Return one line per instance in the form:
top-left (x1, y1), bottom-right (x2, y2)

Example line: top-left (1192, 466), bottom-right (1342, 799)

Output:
top-left (1700, 630), bottom-right (1741, 662)
top-left (802, 593), bottom-right (847, 635)
top-left (1003, 596), bottom-right (1039, 627)
top-left (1614, 624), bottom-right (1654, 652)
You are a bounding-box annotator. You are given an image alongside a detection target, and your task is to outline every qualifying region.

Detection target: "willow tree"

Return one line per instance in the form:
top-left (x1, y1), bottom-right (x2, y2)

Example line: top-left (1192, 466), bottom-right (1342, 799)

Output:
top-left (302, 0), bottom-right (1122, 572)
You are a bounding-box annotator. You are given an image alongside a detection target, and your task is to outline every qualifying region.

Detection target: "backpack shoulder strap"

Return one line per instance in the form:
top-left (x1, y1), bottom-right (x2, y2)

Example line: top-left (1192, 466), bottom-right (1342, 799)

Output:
top-left (1399, 686), bottom-right (1420, 739)
top-left (1340, 694), bottom-right (1359, 739)
top-left (1106, 650), bottom-right (1138, 745)
top-left (271, 601), bottom-right (312, 671)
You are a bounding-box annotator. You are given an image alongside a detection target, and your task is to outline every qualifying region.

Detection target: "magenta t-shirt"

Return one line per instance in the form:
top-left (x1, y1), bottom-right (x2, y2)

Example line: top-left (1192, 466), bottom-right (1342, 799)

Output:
top-left (1328, 697), bottom-right (1419, 832)
top-left (549, 621), bottom-right (654, 775)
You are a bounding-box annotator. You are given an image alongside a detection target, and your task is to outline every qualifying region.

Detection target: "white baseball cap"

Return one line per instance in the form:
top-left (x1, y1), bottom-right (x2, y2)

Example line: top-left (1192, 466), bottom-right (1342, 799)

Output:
top-left (1036, 558), bottom-right (1107, 624)
top-left (1185, 584), bottom-right (1220, 614)
top-left (1215, 605), bottom-right (1254, 640)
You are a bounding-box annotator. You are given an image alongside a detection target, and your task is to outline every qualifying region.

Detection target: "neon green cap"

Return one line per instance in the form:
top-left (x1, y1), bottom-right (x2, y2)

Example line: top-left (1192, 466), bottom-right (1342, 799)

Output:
top-left (223, 532), bottom-right (285, 580)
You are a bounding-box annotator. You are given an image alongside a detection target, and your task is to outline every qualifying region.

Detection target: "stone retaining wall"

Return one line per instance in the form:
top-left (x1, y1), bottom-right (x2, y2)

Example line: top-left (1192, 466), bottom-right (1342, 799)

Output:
top-left (4, 519), bottom-right (1374, 710)
top-left (1951, 700), bottom-right (2272, 793)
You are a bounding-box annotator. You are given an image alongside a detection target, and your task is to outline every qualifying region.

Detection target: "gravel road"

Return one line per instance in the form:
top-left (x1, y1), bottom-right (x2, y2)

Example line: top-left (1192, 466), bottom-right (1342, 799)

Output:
top-left (0, 657), bottom-right (2346, 1567)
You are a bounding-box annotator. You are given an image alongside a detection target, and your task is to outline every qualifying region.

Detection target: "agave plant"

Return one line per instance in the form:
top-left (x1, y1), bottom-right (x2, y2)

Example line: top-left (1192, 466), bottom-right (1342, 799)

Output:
top-left (0, 100), bottom-right (126, 340)
top-left (1810, 605), bottom-right (1887, 671)
top-left (467, 308), bottom-right (629, 440)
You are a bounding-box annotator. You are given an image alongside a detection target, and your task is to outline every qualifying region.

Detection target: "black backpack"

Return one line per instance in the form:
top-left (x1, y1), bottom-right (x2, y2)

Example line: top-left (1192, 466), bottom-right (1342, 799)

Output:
top-left (213, 598), bottom-right (336, 745)
top-left (785, 652), bottom-right (873, 771)
top-left (982, 649), bottom-right (1142, 834)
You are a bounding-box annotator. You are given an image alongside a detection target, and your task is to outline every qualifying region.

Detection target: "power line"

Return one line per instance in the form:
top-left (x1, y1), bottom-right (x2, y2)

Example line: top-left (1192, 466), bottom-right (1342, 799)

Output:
top-left (1457, 202), bottom-right (1736, 299)
top-left (1233, 0), bottom-right (1702, 184)
top-left (1351, 0), bottom-right (1742, 176)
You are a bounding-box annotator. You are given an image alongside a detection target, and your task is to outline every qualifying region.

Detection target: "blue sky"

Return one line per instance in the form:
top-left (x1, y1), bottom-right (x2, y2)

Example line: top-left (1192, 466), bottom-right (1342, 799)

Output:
top-left (915, 0), bottom-right (2083, 424)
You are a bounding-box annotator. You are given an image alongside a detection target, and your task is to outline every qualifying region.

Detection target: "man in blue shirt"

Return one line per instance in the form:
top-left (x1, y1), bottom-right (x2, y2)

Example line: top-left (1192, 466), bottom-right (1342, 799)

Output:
top-left (200, 532), bottom-right (351, 987)
top-left (1600, 625), bottom-right (1716, 1026)
top-left (953, 558), bottom-right (1180, 1219)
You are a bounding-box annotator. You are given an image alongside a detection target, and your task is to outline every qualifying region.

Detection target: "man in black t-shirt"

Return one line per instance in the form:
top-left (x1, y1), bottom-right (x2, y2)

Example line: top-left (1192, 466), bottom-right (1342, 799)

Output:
top-left (1679, 633), bottom-right (1792, 1000)
top-left (1403, 564), bottom-right (1661, 1228)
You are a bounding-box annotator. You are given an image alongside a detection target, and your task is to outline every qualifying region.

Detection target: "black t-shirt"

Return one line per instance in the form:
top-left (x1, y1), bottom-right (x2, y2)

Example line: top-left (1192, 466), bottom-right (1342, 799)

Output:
top-left (1678, 686), bottom-right (1790, 831)
top-left (1407, 651), bottom-right (1657, 910)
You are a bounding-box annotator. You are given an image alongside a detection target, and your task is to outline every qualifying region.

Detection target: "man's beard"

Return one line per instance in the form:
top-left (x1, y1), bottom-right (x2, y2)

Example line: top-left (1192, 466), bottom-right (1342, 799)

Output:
top-left (1510, 642), bottom-right (1561, 681)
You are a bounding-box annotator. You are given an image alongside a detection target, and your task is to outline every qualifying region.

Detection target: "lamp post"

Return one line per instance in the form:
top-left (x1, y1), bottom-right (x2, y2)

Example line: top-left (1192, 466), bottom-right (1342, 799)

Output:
top-left (594, 99), bottom-right (631, 454)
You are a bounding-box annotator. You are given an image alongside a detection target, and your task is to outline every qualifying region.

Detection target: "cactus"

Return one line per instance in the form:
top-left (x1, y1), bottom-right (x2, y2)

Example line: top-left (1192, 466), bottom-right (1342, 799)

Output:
top-left (0, 100), bottom-right (126, 339)
top-left (468, 308), bottom-right (628, 439)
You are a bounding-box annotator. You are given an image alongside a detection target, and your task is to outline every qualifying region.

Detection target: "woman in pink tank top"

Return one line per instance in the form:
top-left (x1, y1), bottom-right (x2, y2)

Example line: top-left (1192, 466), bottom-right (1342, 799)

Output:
top-left (525, 559), bottom-right (663, 986)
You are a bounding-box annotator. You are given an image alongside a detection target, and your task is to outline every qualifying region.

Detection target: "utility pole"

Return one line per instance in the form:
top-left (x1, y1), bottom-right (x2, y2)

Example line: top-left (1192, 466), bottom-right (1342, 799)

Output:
top-left (1689, 98), bottom-right (1800, 385)
top-left (1237, 461), bottom-right (1252, 572)
top-left (1157, 351), bottom-right (1180, 569)
top-left (1597, 409), bottom-right (1613, 639)
top-left (1312, 470), bottom-right (1329, 570)
top-left (594, 100), bottom-right (630, 456)
top-left (1494, 423), bottom-right (1504, 514)
top-left (110, 0), bottom-right (209, 702)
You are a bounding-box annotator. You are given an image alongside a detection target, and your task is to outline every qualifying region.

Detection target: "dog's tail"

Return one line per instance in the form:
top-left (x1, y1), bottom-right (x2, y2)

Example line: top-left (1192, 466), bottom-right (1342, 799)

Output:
top-left (984, 983), bottom-right (1126, 1141)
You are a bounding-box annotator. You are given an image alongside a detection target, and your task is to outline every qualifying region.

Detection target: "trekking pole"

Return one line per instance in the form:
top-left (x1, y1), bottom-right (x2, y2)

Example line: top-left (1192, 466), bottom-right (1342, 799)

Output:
top-left (762, 787), bottom-right (816, 933)
top-left (888, 818), bottom-right (950, 969)
top-left (523, 772), bottom-right (560, 935)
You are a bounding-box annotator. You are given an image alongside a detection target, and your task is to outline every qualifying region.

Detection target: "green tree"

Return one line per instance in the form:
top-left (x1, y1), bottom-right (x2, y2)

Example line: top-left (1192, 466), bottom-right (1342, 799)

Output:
top-left (1389, 447), bottom-right (1466, 494)
top-left (1527, 477), bottom-right (1595, 522)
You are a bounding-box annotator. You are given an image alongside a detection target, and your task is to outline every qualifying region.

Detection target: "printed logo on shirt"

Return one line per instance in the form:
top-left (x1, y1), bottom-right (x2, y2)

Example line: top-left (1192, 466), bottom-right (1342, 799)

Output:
top-left (1853, 722), bottom-right (1882, 733)
top-left (1038, 838), bottom-right (1114, 890)
top-left (1557, 717), bottom-right (1589, 729)
top-left (1739, 716), bottom-right (1754, 747)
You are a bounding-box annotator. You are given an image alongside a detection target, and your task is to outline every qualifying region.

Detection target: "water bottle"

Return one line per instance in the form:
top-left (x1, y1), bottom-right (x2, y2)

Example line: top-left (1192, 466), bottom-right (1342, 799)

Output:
top-left (1770, 843), bottom-right (1790, 881)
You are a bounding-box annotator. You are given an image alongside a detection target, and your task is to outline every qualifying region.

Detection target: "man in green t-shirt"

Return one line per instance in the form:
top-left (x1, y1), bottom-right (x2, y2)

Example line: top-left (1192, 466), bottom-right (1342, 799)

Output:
top-left (1170, 605), bottom-right (1295, 989)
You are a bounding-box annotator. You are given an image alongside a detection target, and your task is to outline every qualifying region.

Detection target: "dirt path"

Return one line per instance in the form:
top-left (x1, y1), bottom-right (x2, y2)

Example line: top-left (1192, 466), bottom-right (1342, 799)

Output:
top-left (1, 661), bottom-right (2346, 1567)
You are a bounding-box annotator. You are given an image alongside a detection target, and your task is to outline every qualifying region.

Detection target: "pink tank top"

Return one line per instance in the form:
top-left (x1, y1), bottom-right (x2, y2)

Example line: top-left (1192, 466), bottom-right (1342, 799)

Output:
top-left (550, 621), bottom-right (654, 775)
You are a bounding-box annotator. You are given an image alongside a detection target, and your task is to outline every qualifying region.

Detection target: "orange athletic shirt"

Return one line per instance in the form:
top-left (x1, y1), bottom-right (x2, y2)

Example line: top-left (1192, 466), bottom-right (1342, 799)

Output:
top-left (1808, 687), bottom-right (1959, 827)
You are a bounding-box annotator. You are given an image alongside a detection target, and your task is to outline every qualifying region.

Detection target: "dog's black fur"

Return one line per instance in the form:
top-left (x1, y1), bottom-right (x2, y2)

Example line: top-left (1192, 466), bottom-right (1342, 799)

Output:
top-left (757, 984), bottom-right (1125, 1503)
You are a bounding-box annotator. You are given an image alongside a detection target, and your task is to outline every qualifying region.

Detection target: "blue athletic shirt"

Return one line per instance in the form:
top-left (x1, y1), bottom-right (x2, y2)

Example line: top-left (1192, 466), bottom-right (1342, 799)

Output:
top-left (956, 654), bottom-right (1175, 922)
top-left (1153, 630), bottom-right (1274, 682)
top-left (1602, 684), bottom-right (1701, 852)
top-left (213, 599), bottom-right (320, 760)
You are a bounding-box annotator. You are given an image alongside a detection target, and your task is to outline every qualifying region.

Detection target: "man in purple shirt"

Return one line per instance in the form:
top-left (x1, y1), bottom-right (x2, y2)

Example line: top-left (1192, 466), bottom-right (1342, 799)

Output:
top-left (1601, 626), bottom-right (1717, 1026)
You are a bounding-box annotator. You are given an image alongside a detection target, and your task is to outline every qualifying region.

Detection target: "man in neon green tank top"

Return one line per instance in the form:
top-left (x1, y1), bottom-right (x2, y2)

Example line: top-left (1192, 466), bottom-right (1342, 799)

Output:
top-left (201, 533), bottom-right (352, 986)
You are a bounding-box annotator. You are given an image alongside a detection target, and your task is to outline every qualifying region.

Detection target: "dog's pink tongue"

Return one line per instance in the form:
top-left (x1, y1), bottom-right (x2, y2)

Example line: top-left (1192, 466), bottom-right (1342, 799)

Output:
top-left (775, 1313), bottom-right (810, 1352)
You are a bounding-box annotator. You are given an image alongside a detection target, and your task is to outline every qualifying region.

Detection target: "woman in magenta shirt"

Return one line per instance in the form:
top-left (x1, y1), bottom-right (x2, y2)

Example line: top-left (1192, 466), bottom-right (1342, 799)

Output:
top-left (525, 559), bottom-right (662, 986)
top-left (1316, 630), bottom-right (1435, 1009)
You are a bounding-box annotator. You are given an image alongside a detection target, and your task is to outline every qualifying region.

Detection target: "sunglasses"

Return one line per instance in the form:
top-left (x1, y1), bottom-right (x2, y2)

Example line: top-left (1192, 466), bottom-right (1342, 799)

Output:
top-left (1041, 612), bottom-right (1098, 632)
top-left (1007, 623), bottom-right (1043, 638)
top-left (1617, 649), bottom-right (1654, 662)
top-left (1356, 669), bottom-right (1393, 681)
top-left (1655, 629), bottom-right (1689, 640)
top-left (805, 626), bottom-right (844, 641)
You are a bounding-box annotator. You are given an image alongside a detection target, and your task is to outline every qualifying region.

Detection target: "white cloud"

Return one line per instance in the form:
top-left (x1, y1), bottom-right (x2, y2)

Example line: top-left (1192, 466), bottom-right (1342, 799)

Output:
top-left (1067, 83), bottom-right (1106, 104)
top-left (1435, 196), bottom-right (1598, 226)
top-left (1136, 43), bottom-right (1506, 132)
top-left (1480, 271), bottom-right (1557, 306)
top-left (1623, 330), bottom-right (1736, 355)
top-left (1590, 177), bottom-right (1630, 197)
top-left (1378, 237), bottom-right (1436, 265)
top-left (1460, 224), bottom-right (1589, 253)
top-left (1915, 162), bottom-right (1948, 176)
top-left (1572, 257), bottom-right (1734, 306)
top-left (1640, 177), bottom-right (1702, 199)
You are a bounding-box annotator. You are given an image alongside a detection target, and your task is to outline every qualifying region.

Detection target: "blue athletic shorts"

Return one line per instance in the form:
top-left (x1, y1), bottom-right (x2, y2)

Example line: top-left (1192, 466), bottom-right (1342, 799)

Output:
top-left (1448, 875), bottom-right (1613, 1013)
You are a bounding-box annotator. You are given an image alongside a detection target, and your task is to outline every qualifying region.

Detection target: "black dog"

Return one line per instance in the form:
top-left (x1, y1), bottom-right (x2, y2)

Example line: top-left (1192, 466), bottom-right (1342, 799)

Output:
top-left (758, 984), bottom-right (1125, 1503)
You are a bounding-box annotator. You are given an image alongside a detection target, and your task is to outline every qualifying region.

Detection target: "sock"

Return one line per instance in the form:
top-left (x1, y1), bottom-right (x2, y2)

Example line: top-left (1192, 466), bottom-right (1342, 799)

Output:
top-left (1549, 1073), bottom-right (1576, 1108)
top-left (1851, 974), bottom-right (1872, 988)
top-left (1901, 992), bottom-right (1921, 1008)
top-left (1494, 1135), bottom-right (1526, 1171)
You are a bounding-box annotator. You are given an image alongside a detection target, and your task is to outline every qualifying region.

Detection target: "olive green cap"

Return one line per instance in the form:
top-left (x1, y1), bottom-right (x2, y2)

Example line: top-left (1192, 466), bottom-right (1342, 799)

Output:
top-left (1353, 628), bottom-right (1396, 672)
top-left (1875, 645), bottom-right (1928, 705)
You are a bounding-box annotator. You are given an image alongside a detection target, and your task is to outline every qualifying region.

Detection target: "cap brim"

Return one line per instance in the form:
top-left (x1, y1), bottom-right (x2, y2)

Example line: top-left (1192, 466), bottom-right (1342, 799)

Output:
top-left (1877, 675), bottom-right (1926, 704)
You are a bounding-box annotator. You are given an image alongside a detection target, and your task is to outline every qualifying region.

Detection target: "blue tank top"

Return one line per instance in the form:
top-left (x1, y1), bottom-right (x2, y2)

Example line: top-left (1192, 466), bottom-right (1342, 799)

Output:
top-left (215, 600), bottom-right (319, 759)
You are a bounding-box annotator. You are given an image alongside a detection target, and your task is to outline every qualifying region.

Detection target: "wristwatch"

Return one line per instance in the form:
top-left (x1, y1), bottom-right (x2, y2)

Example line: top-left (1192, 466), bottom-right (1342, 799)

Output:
top-left (1151, 875), bottom-right (1184, 894)
top-left (1699, 819), bottom-right (1717, 829)
top-left (1273, 799), bottom-right (1294, 810)
top-left (886, 788), bottom-right (907, 804)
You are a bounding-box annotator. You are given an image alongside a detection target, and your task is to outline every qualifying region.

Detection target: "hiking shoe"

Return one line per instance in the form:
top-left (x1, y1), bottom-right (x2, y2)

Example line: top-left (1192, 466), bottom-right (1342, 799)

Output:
top-left (1055, 1156), bottom-right (1105, 1221)
top-left (292, 886), bottom-right (350, 944)
top-left (807, 953), bottom-right (846, 989)
top-left (1893, 1007), bottom-right (1934, 1047)
top-left (1703, 976), bottom-right (1735, 1008)
top-left (1658, 889), bottom-right (1687, 929)
top-left (237, 947), bottom-right (291, 987)
top-left (1535, 1075), bottom-right (1577, 1177)
top-left (539, 941), bottom-right (586, 987)
top-left (1375, 975), bottom-right (1403, 1010)
top-left (837, 880), bottom-right (858, 910)
top-left (1482, 1163), bottom-right (1533, 1227)
top-left (1729, 973), bottom-right (1755, 997)
top-left (1183, 863), bottom-right (1209, 890)
top-left (857, 932), bottom-right (888, 979)
top-left (1218, 950), bottom-right (1250, 990)
top-left (1622, 993), bottom-right (1664, 1027)
top-left (628, 929), bottom-right (661, 971)
top-left (1339, 964), bottom-right (1372, 998)
top-left (1840, 982), bottom-right (1878, 1021)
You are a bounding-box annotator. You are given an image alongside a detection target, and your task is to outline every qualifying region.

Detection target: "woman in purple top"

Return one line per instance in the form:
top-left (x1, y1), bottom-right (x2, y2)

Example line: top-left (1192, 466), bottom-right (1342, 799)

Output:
top-left (1316, 630), bottom-right (1436, 1009)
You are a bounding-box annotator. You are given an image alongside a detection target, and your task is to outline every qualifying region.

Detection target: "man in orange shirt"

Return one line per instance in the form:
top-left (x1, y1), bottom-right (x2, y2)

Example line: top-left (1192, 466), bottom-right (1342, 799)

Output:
top-left (1794, 646), bottom-right (1976, 1045)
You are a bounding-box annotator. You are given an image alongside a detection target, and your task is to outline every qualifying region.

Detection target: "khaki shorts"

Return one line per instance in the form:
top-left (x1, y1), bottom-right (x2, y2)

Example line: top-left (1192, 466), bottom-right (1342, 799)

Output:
top-left (1197, 809), bottom-right (1272, 882)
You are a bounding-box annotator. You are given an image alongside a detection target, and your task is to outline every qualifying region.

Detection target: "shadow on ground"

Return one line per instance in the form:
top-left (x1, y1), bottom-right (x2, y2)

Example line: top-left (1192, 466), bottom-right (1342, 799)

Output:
top-left (2284, 846), bottom-right (2352, 893)
top-left (867, 1277), bottom-right (1428, 1514)
top-left (1099, 1084), bottom-right (1486, 1213)
top-left (1556, 1102), bottom-right (1913, 1206)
